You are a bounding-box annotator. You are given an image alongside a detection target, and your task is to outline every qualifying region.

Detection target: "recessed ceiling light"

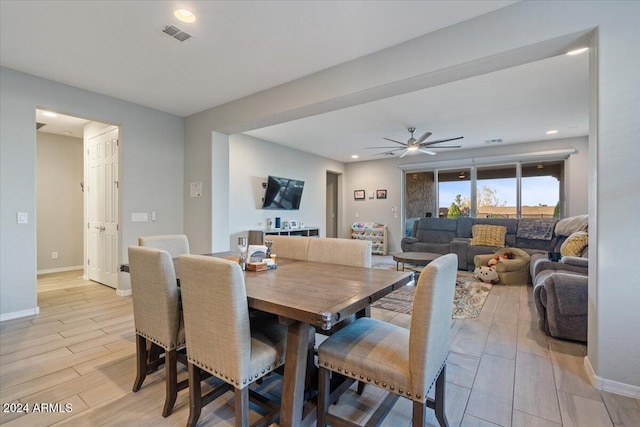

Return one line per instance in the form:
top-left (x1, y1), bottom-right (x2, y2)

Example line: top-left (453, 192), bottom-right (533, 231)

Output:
top-left (567, 47), bottom-right (589, 56)
top-left (351, 155), bottom-right (359, 159)
top-left (42, 111), bottom-right (57, 117)
top-left (174, 9), bottom-right (196, 23)
top-left (546, 130), bottom-right (558, 135)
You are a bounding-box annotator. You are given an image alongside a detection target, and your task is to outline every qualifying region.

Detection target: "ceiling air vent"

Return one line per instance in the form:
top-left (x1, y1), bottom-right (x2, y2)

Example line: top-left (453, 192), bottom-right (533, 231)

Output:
top-left (484, 138), bottom-right (503, 144)
top-left (163, 25), bottom-right (191, 42)
top-left (36, 122), bottom-right (46, 130)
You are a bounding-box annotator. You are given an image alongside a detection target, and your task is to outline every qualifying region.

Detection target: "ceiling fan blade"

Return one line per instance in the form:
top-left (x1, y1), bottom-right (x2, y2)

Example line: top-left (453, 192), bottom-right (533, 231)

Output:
top-left (421, 136), bottom-right (464, 146)
top-left (399, 150), bottom-right (409, 159)
top-left (418, 149), bottom-right (437, 156)
top-left (364, 146), bottom-right (404, 149)
top-left (416, 131), bottom-right (432, 143)
top-left (428, 145), bottom-right (462, 149)
top-left (383, 137), bottom-right (408, 146)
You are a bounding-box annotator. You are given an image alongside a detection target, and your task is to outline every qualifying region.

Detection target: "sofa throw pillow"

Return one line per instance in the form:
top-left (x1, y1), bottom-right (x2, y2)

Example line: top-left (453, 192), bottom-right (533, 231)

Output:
top-left (560, 231), bottom-right (588, 257)
top-left (470, 225), bottom-right (507, 247)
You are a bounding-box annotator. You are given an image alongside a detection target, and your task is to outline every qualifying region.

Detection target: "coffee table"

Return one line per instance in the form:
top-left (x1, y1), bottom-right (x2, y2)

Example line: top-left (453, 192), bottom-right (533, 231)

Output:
top-left (392, 251), bottom-right (441, 272)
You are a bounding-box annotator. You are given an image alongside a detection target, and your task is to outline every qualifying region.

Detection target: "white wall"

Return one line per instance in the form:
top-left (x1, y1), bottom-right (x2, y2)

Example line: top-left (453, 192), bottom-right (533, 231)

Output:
top-left (228, 134), bottom-right (345, 248)
top-left (36, 132), bottom-right (84, 271)
top-left (0, 68), bottom-right (184, 319)
top-left (345, 137), bottom-right (589, 254)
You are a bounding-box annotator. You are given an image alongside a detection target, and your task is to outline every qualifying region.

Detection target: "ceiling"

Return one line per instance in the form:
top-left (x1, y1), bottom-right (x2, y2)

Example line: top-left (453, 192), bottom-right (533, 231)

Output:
top-left (2, 1), bottom-right (589, 163)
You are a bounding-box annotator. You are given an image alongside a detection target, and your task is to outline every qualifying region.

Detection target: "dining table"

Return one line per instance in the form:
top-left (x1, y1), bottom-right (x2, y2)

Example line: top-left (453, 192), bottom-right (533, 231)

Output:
top-left (124, 253), bottom-right (413, 426)
top-left (239, 257), bottom-right (412, 426)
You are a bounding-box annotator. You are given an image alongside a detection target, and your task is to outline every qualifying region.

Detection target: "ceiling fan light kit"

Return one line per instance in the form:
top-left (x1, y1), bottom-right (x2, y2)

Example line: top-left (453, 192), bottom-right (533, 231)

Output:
top-left (366, 127), bottom-right (463, 157)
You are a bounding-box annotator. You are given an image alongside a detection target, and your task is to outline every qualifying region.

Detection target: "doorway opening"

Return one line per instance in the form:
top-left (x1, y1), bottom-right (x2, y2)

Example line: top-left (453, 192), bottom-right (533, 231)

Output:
top-left (35, 108), bottom-right (119, 289)
top-left (326, 171), bottom-right (340, 238)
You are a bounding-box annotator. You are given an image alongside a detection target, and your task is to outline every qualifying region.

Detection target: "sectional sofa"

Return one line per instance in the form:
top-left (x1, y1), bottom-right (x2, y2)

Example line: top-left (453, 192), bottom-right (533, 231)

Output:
top-left (401, 216), bottom-right (559, 271)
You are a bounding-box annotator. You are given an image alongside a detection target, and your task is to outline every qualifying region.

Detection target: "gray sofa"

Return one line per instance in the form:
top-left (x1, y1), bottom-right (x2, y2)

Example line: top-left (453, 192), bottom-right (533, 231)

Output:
top-left (401, 217), bottom-right (558, 271)
top-left (532, 256), bottom-right (588, 342)
top-left (530, 215), bottom-right (589, 342)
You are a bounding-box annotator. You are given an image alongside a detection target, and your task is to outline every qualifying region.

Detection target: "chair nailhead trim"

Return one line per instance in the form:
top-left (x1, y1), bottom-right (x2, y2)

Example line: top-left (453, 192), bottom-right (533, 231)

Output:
top-left (136, 331), bottom-right (185, 350)
top-left (321, 363), bottom-right (420, 401)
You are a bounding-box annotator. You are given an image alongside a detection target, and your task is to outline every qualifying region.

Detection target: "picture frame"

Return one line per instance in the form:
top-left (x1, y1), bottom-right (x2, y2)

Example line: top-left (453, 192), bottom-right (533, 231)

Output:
top-left (289, 220), bottom-right (298, 229)
top-left (376, 189), bottom-right (387, 199)
top-left (354, 190), bottom-right (365, 200)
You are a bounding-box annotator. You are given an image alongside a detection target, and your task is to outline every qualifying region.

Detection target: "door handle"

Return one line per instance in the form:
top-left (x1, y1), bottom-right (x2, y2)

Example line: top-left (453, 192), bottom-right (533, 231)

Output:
top-left (95, 226), bottom-right (106, 231)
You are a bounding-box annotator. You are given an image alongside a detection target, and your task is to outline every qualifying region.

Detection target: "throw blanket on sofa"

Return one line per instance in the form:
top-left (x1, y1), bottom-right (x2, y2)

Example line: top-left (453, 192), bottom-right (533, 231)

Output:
top-left (516, 218), bottom-right (555, 240)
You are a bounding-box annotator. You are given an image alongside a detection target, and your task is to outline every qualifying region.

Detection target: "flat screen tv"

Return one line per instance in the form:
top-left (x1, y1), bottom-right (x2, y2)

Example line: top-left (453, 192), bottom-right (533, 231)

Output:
top-left (262, 176), bottom-right (304, 210)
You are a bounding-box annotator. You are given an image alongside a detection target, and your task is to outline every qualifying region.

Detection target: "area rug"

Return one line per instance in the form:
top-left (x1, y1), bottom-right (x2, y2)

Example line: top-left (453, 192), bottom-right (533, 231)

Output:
top-left (371, 267), bottom-right (492, 319)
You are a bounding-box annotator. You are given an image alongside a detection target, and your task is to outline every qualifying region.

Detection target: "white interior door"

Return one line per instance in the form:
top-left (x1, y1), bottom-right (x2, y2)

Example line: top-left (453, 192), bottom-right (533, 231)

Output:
top-left (87, 127), bottom-right (119, 288)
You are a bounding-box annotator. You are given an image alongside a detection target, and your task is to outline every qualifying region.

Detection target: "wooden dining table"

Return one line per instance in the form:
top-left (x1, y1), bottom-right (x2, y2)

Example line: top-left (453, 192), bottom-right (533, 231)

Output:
top-left (124, 254), bottom-right (413, 426)
top-left (238, 258), bottom-right (412, 426)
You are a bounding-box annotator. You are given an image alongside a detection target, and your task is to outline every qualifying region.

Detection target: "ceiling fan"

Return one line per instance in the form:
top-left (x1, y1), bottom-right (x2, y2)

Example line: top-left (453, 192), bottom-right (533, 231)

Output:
top-left (366, 127), bottom-right (463, 158)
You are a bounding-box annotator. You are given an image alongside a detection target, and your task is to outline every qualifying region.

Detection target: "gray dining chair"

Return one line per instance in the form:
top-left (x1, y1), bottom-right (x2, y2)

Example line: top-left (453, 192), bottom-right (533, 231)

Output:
top-left (128, 246), bottom-right (188, 417)
top-left (138, 234), bottom-right (190, 258)
top-left (178, 254), bottom-right (288, 427)
top-left (317, 253), bottom-right (458, 427)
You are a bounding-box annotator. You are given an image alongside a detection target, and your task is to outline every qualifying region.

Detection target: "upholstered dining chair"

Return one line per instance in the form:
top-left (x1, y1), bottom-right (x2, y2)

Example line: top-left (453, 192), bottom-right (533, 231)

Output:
top-left (266, 235), bottom-right (311, 260)
top-left (307, 237), bottom-right (372, 267)
top-left (178, 254), bottom-right (288, 427)
top-left (317, 253), bottom-right (458, 427)
top-left (138, 234), bottom-right (190, 258)
top-left (128, 246), bottom-right (188, 417)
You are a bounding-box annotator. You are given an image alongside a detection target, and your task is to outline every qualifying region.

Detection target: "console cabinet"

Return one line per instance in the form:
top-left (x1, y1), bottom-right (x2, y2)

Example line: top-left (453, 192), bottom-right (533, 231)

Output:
top-left (248, 227), bottom-right (320, 245)
top-left (351, 222), bottom-right (387, 255)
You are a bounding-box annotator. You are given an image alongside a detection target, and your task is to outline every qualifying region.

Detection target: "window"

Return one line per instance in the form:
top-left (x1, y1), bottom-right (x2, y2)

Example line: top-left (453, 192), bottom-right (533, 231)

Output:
top-left (476, 165), bottom-right (516, 218)
top-left (406, 161), bottom-right (565, 219)
top-left (438, 169), bottom-right (470, 218)
top-left (521, 161), bottom-right (562, 218)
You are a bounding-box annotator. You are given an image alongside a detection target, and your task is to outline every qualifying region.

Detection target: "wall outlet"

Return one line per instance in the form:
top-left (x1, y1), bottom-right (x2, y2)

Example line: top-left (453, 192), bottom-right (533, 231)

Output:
top-left (51, 251), bottom-right (58, 259)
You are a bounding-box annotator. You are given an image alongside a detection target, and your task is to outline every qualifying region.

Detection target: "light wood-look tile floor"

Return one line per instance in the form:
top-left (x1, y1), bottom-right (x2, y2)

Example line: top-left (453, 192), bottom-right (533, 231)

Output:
top-left (0, 269), bottom-right (638, 426)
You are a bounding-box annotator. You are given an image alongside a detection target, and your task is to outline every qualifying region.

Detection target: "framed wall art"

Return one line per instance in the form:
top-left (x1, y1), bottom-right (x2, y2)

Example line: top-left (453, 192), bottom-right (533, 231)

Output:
top-left (354, 190), bottom-right (365, 200)
top-left (376, 189), bottom-right (387, 199)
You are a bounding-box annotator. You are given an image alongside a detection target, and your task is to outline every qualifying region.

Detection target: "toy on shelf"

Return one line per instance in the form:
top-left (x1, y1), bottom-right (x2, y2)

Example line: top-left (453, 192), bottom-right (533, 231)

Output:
top-left (350, 222), bottom-right (387, 255)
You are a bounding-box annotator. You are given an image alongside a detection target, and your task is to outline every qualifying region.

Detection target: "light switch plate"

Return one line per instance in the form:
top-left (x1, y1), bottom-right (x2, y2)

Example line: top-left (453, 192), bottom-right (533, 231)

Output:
top-left (131, 212), bottom-right (149, 222)
top-left (17, 212), bottom-right (28, 224)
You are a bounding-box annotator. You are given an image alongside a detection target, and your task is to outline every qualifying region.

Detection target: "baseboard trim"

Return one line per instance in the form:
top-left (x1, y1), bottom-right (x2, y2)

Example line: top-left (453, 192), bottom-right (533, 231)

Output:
top-left (1, 306), bottom-right (40, 322)
top-left (584, 356), bottom-right (640, 398)
top-left (37, 265), bottom-right (84, 275)
top-left (116, 289), bottom-right (132, 297)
